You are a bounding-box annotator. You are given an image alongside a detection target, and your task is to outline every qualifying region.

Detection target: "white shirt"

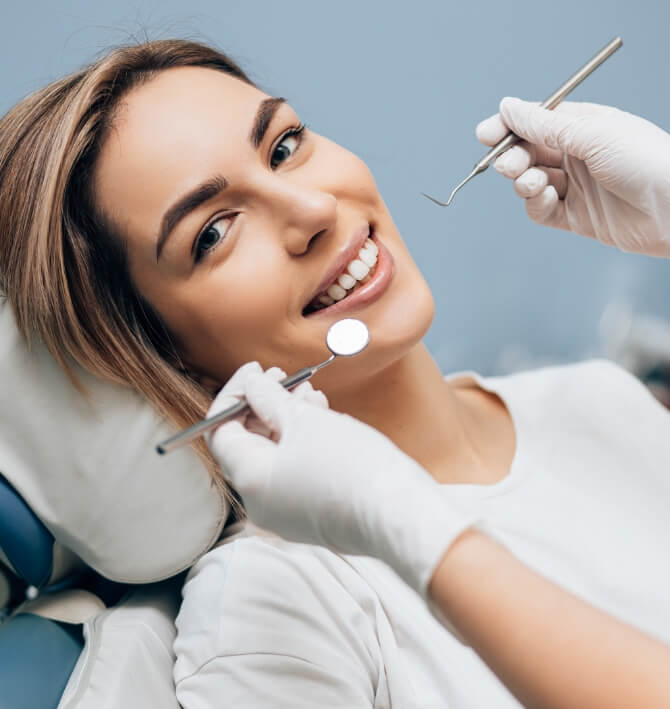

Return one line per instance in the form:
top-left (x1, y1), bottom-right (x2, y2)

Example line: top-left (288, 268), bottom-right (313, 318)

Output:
top-left (173, 360), bottom-right (670, 708)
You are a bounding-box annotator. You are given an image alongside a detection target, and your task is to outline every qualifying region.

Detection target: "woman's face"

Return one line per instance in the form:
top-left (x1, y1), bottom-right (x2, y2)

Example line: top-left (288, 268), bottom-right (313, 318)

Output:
top-left (93, 66), bottom-right (434, 396)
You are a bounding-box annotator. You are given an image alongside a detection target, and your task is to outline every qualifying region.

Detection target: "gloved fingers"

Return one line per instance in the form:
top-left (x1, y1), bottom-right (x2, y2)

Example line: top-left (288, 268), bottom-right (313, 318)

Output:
top-left (478, 108), bottom-right (563, 169)
top-left (513, 167), bottom-right (548, 198)
top-left (245, 415), bottom-right (275, 439)
top-left (207, 363), bottom-right (279, 434)
top-left (514, 166), bottom-right (567, 199)
top-left (206, 418), bottom-right (248, 464)
top-left (476, 112), bottom-right (507, 146)
top-left (246, 380), bottom-right (327, 440)
top-left (216, 370), bottom-right (326, 442)
top-left (243, 370), bottom-right (304, 436)
top-left (480, 98), bottom-right (611, 163)
top-left (499, 97), bottom-right (571, 150)
top-left (291, 380), bottom-right (329, 409)
top-left (218, 361), bottom-right (263, 396)
top-left (499, 97), bottom-right (599, 161)
top-left (206, 418), bottom-right (275, 494)
top-left (265, 369), bottom-right (327, 408)
top-left (524, 185), bottom-right (566, 227)
top-left (530, 142), bottom-right (564, 168)
top-left (208, 364), bottom-right (288, 439)
top-left (244, 366), bottom-right (291, 435)
top-left (494, 143), bottom-right (535, 179)
top-left (265, 366), bottom-right (288, 381)
top-left (252, 381), bottom-right (328, 443)
top-left (553, 100), bottom-right (618, 118)
top-left (540, 166), bottom-right (568, 199)
top-left (206, 410), bottom-right (272, 460)
top-left (208, 361), bottom-right (264, 417)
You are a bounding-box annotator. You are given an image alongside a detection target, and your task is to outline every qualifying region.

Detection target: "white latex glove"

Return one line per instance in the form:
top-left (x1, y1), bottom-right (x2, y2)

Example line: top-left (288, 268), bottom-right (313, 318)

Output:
top-left (476, 97), bottom-right (670, 257)
top-left (206, 362), bottom-right (481, 599)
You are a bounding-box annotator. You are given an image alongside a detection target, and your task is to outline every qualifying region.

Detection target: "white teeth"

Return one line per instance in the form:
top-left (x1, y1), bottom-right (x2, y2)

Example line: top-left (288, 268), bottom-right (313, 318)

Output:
top-left (347, 259), bottom-right (370, 280)
top-left (359, 248), bottom-right (376, 268)
top-left (308, 237), bottom-right (379, 312)
top-left (327, 283), bottom-right (347, 301)
top-left (337, 272), bottom-right (356, 289)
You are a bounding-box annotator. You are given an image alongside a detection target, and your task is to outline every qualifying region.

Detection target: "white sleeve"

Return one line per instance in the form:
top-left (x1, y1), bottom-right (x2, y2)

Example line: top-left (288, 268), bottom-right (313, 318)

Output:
top-left (176, 653), bottom-right (375, 708)
top-left (174, 536), bottom-right (385, 708)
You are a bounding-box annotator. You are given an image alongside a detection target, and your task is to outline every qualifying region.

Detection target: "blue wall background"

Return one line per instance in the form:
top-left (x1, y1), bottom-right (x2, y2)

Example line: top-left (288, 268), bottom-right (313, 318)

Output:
top-left (2, 0), bottom-right (668, 375)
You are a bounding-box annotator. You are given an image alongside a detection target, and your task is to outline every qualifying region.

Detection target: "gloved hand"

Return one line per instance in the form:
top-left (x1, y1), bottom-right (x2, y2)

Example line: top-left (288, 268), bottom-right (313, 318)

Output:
top-left (205, 362), bottom-right (481, 599)
top-left (476, 97), bottom-right (670, 257)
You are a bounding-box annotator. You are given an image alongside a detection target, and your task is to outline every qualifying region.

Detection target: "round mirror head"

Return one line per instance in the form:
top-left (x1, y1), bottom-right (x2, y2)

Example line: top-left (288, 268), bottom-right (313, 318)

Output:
top-left (326, 318), bottom-right (370, 357)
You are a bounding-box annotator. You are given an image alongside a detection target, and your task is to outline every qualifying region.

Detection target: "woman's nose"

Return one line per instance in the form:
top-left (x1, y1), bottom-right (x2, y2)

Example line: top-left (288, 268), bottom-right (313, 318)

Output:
top-left (269, 181), bottom-right (338, 255)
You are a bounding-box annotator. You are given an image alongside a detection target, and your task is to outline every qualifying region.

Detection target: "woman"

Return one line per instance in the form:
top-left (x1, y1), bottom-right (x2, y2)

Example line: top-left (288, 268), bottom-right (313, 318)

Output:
top-left (1, 39), bottom-right (669, 707)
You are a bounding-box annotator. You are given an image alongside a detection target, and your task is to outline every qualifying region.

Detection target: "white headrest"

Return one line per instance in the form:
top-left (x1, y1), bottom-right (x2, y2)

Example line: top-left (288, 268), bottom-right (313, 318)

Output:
top-left (0, 297), bottom-right (226, 583)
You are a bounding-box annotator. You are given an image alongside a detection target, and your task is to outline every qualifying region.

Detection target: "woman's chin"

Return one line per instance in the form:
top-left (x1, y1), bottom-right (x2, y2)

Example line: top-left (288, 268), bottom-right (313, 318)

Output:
top-left (372, 265), bottom-right (434, 343)
top-left (313, 275), bottom-right (434, 395)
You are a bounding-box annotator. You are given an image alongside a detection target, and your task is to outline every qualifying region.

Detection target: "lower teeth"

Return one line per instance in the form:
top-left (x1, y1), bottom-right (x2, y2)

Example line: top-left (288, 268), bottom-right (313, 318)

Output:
top-left (308, 278), bottom-right (363, 313)
top-left (305, 247), bottom-right (378, 314)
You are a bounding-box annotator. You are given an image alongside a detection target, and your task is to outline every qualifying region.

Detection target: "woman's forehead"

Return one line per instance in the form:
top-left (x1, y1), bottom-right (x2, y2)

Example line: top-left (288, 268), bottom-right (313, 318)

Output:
top-left (94, 67), bottom-right (269, 250)
top-left (117, 66), bottom-right (266, 150)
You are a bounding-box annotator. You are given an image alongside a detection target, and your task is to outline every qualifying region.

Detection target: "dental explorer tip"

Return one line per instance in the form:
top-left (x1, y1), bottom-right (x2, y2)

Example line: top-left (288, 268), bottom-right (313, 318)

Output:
top-left (420, 191), bottom-right (453, 207)
top-left (421, 167), bottom-right (479, 208)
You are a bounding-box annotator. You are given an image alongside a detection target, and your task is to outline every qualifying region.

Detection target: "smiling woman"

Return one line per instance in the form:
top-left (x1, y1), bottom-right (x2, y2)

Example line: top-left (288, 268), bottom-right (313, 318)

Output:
top-left (88, 56), bottom-right (434, 411)
top-left (2, 37), bottom-right (670, 709)
top-left (0, 36), bottom-right (432, 521)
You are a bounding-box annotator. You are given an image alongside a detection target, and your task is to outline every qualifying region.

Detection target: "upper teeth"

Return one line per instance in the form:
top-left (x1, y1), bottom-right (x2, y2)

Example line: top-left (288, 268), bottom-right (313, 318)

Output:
top-left (318, 238), bottom-right (379, 306)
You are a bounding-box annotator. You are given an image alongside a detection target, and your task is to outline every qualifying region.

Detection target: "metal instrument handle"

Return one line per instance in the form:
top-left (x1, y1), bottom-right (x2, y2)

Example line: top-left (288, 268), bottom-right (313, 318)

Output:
top-left (156, 361), bottom-right (333, 455)
top-left (476, 37), bottom-right (623, 172)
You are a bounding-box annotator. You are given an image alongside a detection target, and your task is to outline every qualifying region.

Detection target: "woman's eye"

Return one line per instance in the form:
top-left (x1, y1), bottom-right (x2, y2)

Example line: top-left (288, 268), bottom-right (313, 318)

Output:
top-left (270, 125), bottom-right (306, 169)
top-left (193, 215), bottom-right (233, 263)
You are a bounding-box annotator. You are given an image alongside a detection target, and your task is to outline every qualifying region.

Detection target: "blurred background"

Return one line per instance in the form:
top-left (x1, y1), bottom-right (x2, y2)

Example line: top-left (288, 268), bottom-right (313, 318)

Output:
top-left (2, 0), bottom-right (669, 393)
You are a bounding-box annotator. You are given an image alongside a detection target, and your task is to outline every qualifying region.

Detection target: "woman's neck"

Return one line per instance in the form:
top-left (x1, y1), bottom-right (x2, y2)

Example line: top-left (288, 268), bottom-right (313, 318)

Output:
top-left (326, 343), bottom-right (514, 485)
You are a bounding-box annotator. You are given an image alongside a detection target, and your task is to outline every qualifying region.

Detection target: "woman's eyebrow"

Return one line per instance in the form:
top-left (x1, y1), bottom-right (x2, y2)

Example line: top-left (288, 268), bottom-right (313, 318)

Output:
top-left (155, 96), bottom-right (287, 262)
top-left (250, 96), bottom-right (286, 148)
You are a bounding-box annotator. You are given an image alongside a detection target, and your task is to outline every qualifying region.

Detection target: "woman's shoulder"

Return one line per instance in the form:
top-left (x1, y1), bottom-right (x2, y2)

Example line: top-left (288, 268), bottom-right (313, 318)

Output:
top-left (452, 358), bottom-right (655, 412)
top-left (174, 524), bottom-right (383, 687)
top-left (448, 359), bottom-right (667, 444)
top-left (450, 357), bottom-right (630, 391)
top-left (179, 522), bottom-right (369, 608)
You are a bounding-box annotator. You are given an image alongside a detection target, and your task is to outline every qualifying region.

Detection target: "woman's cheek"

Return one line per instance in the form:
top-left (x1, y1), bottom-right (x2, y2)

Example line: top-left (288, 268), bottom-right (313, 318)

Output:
top-left (317, 137), bottom-right (382, 204)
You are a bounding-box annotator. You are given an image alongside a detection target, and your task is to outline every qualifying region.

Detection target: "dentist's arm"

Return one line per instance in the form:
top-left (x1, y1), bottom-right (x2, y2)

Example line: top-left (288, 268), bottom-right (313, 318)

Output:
top-left (477, 98), bottom-right (670, 258)
top-left (207, 365), bottom-right (670, 708)
top-left (429, 529), bottom-right (670, 708)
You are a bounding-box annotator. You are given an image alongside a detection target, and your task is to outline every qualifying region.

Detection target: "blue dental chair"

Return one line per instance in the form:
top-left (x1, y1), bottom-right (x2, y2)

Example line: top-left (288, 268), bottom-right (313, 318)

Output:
top-left (0, 474), bottom-right (128, 709)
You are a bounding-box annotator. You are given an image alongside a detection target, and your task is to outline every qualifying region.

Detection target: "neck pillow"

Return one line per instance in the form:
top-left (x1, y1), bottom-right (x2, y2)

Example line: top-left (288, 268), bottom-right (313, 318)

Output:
top-left (0, 297), bottom-right (226, 583)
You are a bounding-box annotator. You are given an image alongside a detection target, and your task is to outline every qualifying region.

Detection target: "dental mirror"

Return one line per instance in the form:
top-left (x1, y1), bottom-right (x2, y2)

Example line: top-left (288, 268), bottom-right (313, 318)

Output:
top-left (325, 317), bottom-right (370, 357)
top-left (156, 318), bottom-right (370, 455)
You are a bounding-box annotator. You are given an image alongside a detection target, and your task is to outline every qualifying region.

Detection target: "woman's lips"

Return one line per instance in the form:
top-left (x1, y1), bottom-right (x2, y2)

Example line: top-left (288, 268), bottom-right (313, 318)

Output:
top-left (304, 233), bottom-right (394, 318)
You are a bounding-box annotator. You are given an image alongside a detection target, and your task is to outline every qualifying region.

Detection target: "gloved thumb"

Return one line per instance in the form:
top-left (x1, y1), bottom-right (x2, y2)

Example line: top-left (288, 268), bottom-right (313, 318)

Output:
top-left (499, 97), bottom-right (599, 161)
top-left (243, 371), bottom-right (303, 435)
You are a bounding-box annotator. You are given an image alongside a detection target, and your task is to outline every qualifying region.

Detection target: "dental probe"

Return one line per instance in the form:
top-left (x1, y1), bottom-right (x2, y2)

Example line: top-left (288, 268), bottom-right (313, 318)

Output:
top-left (422, 36), bottom-right (623, 207)
top-left (156, 318), bottom-right (370, 455)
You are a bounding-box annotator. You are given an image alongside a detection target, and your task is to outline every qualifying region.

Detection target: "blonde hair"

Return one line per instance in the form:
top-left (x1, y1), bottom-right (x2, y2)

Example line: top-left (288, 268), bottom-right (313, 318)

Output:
top-left (0, 39), bottom-right (253, 520)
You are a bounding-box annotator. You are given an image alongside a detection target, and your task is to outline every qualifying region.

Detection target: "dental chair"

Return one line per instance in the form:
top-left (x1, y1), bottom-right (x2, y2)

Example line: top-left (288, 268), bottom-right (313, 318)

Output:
top-left (0, 473), bottom-right (189, 709)
top-left (0, 296), bottom-right (229, 707)
top-left (0, 472), bottom-right (91, 708)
